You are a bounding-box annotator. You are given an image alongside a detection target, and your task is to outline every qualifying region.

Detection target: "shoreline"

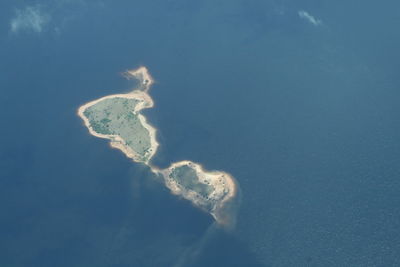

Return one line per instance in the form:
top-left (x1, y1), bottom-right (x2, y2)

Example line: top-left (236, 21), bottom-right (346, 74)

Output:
top-left (123, 66), bottom-right (155, 92)
top-left (77, 66), bottom-right (239, 227)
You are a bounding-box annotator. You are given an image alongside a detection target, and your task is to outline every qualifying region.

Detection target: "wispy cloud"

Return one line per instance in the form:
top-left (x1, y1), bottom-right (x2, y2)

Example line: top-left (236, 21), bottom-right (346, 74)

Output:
top-left (10, 5), bottom-right (50, 34)
top-left (298, 10), bottom-right (322, 26)
top-left (9, 1), bottom-right (105, 36)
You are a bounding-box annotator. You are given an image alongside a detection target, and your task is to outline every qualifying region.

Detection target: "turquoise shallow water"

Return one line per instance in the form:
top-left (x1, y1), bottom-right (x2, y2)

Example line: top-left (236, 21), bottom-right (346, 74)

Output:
top-left (1, 0), bottom-right (400, 266)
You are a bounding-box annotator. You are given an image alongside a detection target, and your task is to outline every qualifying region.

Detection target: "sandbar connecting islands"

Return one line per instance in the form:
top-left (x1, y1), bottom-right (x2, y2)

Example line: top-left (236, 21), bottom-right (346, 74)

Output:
top-left (77, 67), bottom-right (239, 228)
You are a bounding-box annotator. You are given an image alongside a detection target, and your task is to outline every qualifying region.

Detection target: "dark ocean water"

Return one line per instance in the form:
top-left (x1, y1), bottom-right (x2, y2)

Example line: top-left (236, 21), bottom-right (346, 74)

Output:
top-left (1, 0), bottom-right (400, 266)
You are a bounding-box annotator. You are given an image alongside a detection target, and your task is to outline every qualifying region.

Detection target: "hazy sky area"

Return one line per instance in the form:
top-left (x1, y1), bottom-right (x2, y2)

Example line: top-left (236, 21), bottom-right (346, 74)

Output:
top-left (1, 0), bottom-right (400, 266)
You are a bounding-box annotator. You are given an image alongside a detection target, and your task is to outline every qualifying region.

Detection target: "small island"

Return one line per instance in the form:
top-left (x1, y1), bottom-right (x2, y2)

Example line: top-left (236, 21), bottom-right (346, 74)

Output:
top-left (77, 67), bottom-right (158, 164)
top-left (78, 67), bottom-right (239, 227)
top-left (161, 161), bottom-right (238, 226)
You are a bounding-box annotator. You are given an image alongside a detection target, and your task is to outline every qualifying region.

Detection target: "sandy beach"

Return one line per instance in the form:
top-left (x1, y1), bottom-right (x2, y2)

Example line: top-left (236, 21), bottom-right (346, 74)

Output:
top-left (124, 66), bottom-right (155, 92)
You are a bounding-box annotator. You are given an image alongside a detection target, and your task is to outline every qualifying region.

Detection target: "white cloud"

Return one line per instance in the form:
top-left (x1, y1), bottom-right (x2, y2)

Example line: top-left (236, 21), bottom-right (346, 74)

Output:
top-left (298, 10), bottom-right (322, 26)
top-left (10, 5), bottom-right (50, 34)
top-left (9, 1), bottom-right (105, 36)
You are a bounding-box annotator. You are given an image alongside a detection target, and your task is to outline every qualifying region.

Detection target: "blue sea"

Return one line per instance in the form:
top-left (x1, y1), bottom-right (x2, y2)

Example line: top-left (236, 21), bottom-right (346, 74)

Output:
top-left (1, 1), bottom-right (400, 266)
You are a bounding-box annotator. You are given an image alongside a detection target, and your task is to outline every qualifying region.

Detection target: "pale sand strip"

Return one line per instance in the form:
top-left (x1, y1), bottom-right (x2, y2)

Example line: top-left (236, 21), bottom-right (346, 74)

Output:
top-left (124, 66), bottom-right (155, 92)
top-left (77, 67), bottom-right (159, 164)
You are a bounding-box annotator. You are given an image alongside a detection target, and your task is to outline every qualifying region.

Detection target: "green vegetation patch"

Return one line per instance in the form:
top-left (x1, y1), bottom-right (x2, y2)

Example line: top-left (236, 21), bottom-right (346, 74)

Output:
top-left (170, 165), bottom-right (214, 198)
top-left (83, 97), bottom-right (152, 161)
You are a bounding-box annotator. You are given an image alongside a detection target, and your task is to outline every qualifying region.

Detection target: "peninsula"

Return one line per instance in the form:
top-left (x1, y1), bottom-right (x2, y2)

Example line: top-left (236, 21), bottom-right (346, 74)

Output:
top-left (77, 66), bottom-right (239, 227)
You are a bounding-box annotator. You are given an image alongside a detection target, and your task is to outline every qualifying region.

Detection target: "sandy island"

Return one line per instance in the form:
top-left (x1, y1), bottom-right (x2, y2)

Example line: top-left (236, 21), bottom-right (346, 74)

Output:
top-left (77, 67), bottom-right (158, 164)
top-left (77, 66), bottom-right (239, 227)
top-left (159, 160), bottom-right (239, 227)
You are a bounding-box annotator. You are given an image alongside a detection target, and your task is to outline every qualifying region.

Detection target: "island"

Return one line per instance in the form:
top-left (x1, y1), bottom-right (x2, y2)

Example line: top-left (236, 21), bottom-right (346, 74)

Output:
top-left (77, 66), bottom-right (239, 227)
